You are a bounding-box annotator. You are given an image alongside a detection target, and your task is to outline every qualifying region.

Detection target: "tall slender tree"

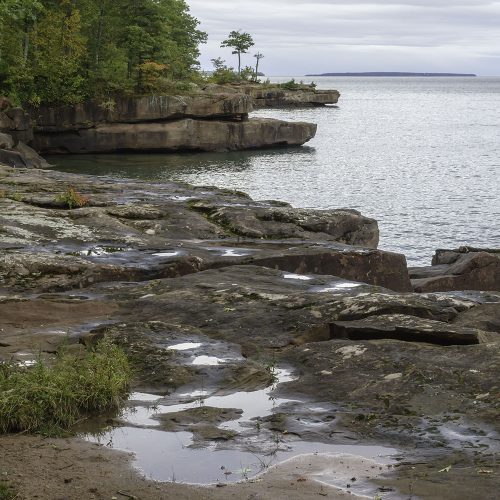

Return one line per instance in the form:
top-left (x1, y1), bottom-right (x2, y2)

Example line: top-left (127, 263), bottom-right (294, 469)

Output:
top-left (220, 30), bottom-right (254, 74)
top-left (253, 52), bottom-right (263, 81)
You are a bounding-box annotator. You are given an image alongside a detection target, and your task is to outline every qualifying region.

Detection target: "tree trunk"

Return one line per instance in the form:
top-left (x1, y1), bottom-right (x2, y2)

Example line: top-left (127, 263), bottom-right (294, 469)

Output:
top-left (23, 23), bottom-right (30, 63)
top-left (255, 59), bottom-right (259, 81)
top-left (238, 51), bottom-right (241, 74)
top-left (95, 3), bottom-right (105, 67)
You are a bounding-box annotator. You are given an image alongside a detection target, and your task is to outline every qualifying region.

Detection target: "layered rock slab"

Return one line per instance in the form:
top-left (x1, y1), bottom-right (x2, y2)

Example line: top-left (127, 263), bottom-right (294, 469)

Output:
top-left (30, 93), bottom-right (319, 154)
top-left (0, 165), bottom-right (409, 293)
top-left (411, 247), bottom-right (500, 292)
top-left (33, 117), bottom-right (317, 154)
top-left (32, 94), bottom-right (254, 133)
top-left (201, 84), bottom-right (341, 108)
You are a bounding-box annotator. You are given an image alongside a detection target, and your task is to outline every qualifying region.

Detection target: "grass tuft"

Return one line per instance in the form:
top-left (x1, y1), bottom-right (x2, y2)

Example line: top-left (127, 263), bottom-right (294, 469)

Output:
top-left (0, 482), bottom-right (16, 500)
top-left (54, 186), bottom-right (89, 209)
top-left (0, 338), bottom-right (131, 435)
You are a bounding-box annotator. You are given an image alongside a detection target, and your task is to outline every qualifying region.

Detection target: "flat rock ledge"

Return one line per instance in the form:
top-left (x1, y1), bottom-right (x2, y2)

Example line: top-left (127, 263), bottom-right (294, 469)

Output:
top-left (33, 117), bottom-right (317, 154)
top-left (31, 94), bottom-right (317, 155)
top-left (202, 83), bottom-right (341, 108)
top-left (1, 165), bottom-right (499, 499)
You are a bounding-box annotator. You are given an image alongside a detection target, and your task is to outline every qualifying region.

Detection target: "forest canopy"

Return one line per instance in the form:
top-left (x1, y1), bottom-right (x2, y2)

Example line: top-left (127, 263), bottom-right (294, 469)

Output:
top-left (0, 0), bottom-right (207, 105)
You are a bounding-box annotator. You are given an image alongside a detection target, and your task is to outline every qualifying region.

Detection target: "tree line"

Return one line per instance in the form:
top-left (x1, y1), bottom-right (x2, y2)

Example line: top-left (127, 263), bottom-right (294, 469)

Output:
top-left (0, 1), bottom-right (267, 106)
top-left (0, 0), bottom-right (207, 105)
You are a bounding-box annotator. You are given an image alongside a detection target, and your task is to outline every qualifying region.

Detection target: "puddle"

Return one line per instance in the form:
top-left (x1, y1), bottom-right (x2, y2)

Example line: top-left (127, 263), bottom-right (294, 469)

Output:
top-left (116, 368), bottom-right (295, 429)
top-left (167, 342), bottom-right (203, 351)
top-left (204, 246), bottom-right (254, 258)
top-left (63, 245), bottom-right (130, 258)
top-left (221, 249), bottom-right (249, 257)
top-left (129, 392), bottom-right (164, 403)
top-left (169, 195), bottom-right (194, 202)
top-left (163, 336), bottom-right (244, 367)
top-left (152, 250), bottom-right (184, 258)
top-left (283, 273), bottom-right (312, 281)
top-left (85, 365), bottom-right (398, 489)
top-left (310, 280), bottom-right (365, 293)
top-left (191, 355), bottom-right (225, 366)
top-left (16, 357), bottom-right (37, 367)
top-left (437, 421), bottom-right (500, 451)
top-left (89, 427), bottom-right (396, 486)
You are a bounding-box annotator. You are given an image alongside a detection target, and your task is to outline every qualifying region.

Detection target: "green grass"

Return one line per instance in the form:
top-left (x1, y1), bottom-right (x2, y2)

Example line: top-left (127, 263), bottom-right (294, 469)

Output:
top-left (0, 338), bottom-right (131, 435)
top-left (0, 482), bottom-right (16, 500)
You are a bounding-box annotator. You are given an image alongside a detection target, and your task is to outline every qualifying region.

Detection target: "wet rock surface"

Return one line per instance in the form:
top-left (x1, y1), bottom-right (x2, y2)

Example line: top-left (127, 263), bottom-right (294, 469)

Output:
top-left (0, 164), bottom-right (499, 498)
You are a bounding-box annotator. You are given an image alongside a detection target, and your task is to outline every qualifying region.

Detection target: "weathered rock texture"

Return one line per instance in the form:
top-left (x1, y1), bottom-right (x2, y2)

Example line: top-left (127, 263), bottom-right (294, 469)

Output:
top-left (33, 118), bottom-right (317, 154)
top-left (411, 247), bottom-right (500, 292)
top-left (246, 87), bottom-right (340, 108)
top-left (31, 94), bottom-right (317, 154)
top-left (0, 98), bottom-right (47, 168)
top-left (32, 94), bottom-right (254, 133)
top-left (1, 166), bottom-right (499, 499)
top-left (202, 83), bottom-right (341, 108)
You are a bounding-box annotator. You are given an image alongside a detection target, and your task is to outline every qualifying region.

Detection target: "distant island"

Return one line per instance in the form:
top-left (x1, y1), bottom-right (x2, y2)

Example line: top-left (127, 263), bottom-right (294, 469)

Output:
top-left (305, 72), bottom-right (477, 77)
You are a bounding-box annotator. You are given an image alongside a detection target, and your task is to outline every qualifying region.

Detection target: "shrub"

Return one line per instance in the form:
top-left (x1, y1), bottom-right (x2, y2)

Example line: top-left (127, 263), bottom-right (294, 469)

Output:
top-left (0, 338), bottom-right (131, 435)
top-left (55, 186), bottom-right (89, 209)
top-left (278, 79), bottom-right (301, 90)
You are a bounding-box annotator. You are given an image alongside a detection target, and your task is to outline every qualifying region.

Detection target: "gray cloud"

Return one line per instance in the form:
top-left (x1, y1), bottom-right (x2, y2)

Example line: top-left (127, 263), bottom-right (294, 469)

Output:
top-left (188, 0), bottom-right (500, 75)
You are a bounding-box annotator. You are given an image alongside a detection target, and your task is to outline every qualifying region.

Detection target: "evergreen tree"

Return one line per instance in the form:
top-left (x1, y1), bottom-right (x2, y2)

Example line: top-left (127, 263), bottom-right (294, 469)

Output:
top-left (220, 30), bottom-right (254, 75)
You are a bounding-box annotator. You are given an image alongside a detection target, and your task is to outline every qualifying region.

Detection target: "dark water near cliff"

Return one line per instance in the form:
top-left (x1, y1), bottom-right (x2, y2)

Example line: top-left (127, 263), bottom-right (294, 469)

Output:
top-left (48, 77), bottom-right (500, 265)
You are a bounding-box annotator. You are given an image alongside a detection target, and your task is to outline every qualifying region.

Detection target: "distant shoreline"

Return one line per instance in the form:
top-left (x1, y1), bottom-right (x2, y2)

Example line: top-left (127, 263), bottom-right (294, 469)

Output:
top-left (304, 72), bottom-right (477, 77)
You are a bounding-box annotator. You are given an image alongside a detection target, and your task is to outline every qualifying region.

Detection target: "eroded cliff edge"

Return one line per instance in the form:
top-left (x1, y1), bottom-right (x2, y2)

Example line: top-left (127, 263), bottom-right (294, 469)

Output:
top-left (31, 94), bottom-right (318, 155)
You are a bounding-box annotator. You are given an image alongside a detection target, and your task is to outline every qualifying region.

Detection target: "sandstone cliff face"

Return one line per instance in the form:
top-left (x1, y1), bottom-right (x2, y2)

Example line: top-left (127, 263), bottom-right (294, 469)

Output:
top-left (0, 99), bottom-right (48, 168)
top-left (32, 93), bottom-right (318, 155)
top-left (32, 94), bottom-right (254, 133)
top-left (33, 117), bottom-right (317, 154)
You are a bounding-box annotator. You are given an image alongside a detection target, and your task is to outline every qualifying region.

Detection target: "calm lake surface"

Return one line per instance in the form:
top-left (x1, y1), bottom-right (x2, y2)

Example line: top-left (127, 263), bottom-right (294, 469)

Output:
top-left (48, 77), bottom-right (500, 265)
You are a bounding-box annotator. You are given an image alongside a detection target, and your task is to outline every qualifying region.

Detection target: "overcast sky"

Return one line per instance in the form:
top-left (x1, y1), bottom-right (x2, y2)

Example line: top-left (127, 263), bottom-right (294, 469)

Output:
top-left (188, 0), bottom-right (500, 76)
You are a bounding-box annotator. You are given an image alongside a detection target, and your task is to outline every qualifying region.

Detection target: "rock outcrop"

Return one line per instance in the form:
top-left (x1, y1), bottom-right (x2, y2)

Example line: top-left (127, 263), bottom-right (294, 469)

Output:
top-left (201, 83), bottom-right (341, 108)
top-left (410, 247), bottom-right (500, 292)
top-left (0, 98), bottom-right (47, 168)
top-left (31, 94), bottom-right (317, 154)
top-left (33, 117), bottom-right (317, 154)
top-left (246, 87), bottom-right (340, 108)
top-left (31, 94), bottom-right (254, 133)
top-left (0, 165), bottom-right (411, 292)
top-left (1, 164), bottom-right (499, 497)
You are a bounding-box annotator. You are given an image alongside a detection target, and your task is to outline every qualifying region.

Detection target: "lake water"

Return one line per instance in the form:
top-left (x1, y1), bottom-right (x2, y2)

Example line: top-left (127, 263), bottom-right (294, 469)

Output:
top-left (48, 77), bottom-right (500, 265)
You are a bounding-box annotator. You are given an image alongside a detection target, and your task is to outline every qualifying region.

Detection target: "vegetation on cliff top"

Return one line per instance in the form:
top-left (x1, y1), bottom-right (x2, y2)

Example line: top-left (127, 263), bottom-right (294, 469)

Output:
top-left (0, 0), bottom-right (207, 105)
top-left (0, 1), bottom-right (309, 106)
top-left (0, 338), bottom-right (131, 435)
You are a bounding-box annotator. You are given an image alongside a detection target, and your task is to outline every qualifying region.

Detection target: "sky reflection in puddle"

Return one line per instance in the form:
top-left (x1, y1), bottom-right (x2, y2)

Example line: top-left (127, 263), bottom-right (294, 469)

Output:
top-left (167, 342), bottom-right (203, 351)
top-left (85, 367), bottom-right (397, 488)
top-left (87, 427), bottom-right (396, 485)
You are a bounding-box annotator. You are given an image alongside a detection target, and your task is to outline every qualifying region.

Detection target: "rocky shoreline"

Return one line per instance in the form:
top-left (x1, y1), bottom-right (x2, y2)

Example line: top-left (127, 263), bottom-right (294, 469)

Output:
top-left (0, 85), bottom-right (340, 161)
top-left (0, 164), bottom-right (499, 498)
